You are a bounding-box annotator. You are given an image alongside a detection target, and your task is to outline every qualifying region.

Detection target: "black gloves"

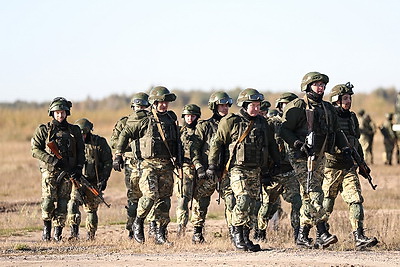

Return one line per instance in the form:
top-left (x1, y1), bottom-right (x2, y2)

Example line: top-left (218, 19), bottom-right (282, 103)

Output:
top-left (294, 140), bottom-right (313, 157)
top-left (98, 179), bottom-right (108, 191)
top-left (113, 154), bottom-right (124, 172)
top-left (206, 164), bottom-right (218, 180)
top-left (260, 172), bottom-right (273, 187)
top-left (196, 167), bottom-right (207, 180)
top-left (71, 166), bottom-right (82, 182)
top-left (53, 158), bottom-right (64, 169)
top-left (342, 147), bottom-right (353, 162)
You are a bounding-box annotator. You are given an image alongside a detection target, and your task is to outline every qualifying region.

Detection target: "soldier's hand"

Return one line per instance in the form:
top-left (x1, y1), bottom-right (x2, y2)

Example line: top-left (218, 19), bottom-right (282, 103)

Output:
top-left (113, 154), bottom-right (124, 172)
top-left (206, 165), bottom-right (218, 181)
top-left (196, 167), bottom-right (207, 180)
top-left (98, 180), bottom-right (107, 191)
top-left (53, 158), bottom-right (64, 169)
top-left (260, 172), bottom-right (273, 187)
top-left (295, 140), bottom-right (312, 157)
top-left (71, 167), bottom-right (82, 182)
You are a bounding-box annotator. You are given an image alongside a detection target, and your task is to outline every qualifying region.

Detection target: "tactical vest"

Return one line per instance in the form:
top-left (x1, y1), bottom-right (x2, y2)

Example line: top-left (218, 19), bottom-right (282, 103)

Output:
top-left (42, 122), bottom-right (78, 171)
top-left (181, 126), bottom-right (195, 163)
top-left (230, 116), bottom-right (266, 167)
top-left (84, 135), bottom-right (103, 183)
top-left (269, 116), bottom-right (293, 172)
top-left (140, 112), bottom-right (178, 159)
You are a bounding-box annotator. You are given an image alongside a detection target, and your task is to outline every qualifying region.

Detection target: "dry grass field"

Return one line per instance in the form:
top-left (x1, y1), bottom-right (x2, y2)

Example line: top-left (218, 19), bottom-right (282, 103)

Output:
top-left (0, 103), bottom-right (400, 266)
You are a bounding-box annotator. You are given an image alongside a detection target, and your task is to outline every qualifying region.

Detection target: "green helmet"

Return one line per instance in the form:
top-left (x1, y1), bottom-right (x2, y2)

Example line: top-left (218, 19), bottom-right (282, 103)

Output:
top-left (330, 82), bottom-right (354, 103)
top-left (301, 72), bottom-right (329, 92)
top-left (275, 92), bottom-right (298, 108)
top-left (131, 92), bottom-right (150, 108)
top-left (208, 91), bottom-right (233, 111)
top-left (75, 118), bottom-right (93, 134)
top-left (48, 97), bottom-right (72, 116)
top-left (260, 100), bottom-right (271, 111)
top-left (181, 104), bottom-right (201, 118)
top-left (236, 88), bottom-right (264, 107)
top-left (148, 86), bottom-right (177, 105)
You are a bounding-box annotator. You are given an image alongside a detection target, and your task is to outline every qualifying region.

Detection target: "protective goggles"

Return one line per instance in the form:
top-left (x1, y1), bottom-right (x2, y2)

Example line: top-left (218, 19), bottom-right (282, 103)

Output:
top-left (216, 98), bottom-right (233, 105)
top-left (133, 99), bottom-right (149, 106)
top-left (248, 94), bottom-right (264, 101)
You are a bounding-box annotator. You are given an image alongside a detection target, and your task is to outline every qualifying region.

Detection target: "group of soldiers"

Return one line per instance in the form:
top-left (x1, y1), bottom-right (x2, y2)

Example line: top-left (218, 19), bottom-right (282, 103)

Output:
top-left (31, 71), bottom-right (381, 251)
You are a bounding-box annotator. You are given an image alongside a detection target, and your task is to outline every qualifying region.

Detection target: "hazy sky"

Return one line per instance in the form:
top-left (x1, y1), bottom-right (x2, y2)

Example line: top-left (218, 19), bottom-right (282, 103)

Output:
top-left (1, 0), bottom-right (399, 103)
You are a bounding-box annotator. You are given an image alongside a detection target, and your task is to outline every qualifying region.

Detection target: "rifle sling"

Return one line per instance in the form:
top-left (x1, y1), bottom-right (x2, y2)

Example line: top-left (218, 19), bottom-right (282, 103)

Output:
top-left (224, 120), bottom-right (255, 173)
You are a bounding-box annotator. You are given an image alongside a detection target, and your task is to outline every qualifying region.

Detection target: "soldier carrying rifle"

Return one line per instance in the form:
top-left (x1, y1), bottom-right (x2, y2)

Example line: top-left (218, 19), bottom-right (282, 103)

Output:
top-left (281, 72), bottom-right (351, 249)
top-left (31, 97), bottom-right (85, 241)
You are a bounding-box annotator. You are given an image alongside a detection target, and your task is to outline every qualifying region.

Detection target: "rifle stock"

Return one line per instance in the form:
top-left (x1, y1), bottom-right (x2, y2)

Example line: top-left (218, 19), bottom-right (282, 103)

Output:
top-left (340, 130), bottom-right (377, 190)
top-left (47, 141), bottom-right (63, 160)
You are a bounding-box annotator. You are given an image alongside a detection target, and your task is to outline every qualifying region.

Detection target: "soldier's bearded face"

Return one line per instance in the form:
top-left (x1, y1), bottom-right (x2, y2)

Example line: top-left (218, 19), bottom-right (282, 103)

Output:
top-left (246, 102), bottom-right (261, 117)
top-left (156, 101), bottom-right (169, 112)
top-left (339, 94), bottom-right (352, 110)
top-left (53, 110), bottom-right (66, 123)
top-left (217, 104), bottom-right (229, 116)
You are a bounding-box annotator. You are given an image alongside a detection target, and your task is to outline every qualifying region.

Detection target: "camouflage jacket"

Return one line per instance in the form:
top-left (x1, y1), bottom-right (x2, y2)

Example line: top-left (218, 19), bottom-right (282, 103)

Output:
top-left (180, 123), bottom-right (197, 165)
top-left (31, 119), bottom-right (85, 172)
top-left (208, 109), bottom-right (280, 170)
top-left (281, 96), bottom-right (347, 159)
top-left (83, 133), bottom-right (113, 184)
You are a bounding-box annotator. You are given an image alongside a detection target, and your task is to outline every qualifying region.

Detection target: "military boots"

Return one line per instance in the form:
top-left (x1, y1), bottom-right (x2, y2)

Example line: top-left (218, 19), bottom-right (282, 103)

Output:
top-left (353, 228), bottom-right (378, 249)
top-left (87, 230), bottom-right (96, 241)
top-left (69, 224), bottom-right (79, 240)
top-left (296, 225), bottom-right (313, 248)
top-left (293, 226), bottom-right (300, 243)
top-left (155, 225), bottom-right (171, 245)
top-left (314, 221), bottom-right (338, 249)
top-left (177, 224), bottom-right (186, 237)
top-left (54, 226), bottom-right (63, 241)
top-left (232, 226), bottom-right (247, 251)
top-left (228, 226), bottom-right (235, 243)
top-left (192, 226), bottom-right (205, 244)
top-left (42, 220), bottom-right (52, 241)
top-left (254, 228), bottom-right (266, 242)
top-left (133, 217), bottom-right (145, 243)
top-left (243, 226), bottom-right (261, 252)
top-left (148, 220), bottom-right (157, 237)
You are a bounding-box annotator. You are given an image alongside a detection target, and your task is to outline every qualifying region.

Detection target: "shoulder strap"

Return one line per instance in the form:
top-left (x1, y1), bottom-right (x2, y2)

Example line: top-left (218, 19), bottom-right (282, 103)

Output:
top-left (151, 107), bottom-right (176, 163)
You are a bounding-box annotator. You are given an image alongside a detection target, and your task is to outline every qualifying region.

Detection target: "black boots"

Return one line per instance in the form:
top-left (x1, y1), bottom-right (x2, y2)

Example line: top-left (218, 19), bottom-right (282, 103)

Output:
top-left (253, 228), bottom-right (266, 242)
top-left (243, 226), bottom-right (261, 252)
top-left (177, 224), bottom-right (186, 237)
top-left (296, 225), bottom-right (313, 248)
top-left (315, 221), bottom-right (338, 249)
top-left (155, 225), bottom-right (170, 245)
top-left (293, 226), bottom-right (300, 243)
top-left (192, 226), bottom-right (205, 244)
top-left (133, 217), bottom-right (145, 243)
top-left (42, 220), bottom-right (52, 241)
top-left (148, 220), bottom-right (157, 238)
top-left (232, 226), bottom-right (247, 251)
top-left (69, 224), bottom-right (79, 240)
top-left (54, 226), bottom-right (63, 241)
top-left (87, 230), bottom-right (96, 240)
top-left (353, 228), bottom-right (378, 249)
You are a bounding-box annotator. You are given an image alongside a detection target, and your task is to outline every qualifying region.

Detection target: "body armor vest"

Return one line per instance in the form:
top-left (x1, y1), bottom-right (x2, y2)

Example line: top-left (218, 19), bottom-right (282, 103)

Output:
top-left (140, 112), bottom-right (178, 159)
top-left (84, 135), bottom-right (102, 183)
top-left (181, 126), bottom-right (195, 163)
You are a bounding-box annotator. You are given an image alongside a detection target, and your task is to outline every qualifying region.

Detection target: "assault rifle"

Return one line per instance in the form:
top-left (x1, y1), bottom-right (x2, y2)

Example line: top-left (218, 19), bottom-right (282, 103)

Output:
top-left (305, 109), bottom-right (315, 194)
top-left (47, 141), bottom-right (111, 207)
top-left (340, 131), bottom-right (377, 190)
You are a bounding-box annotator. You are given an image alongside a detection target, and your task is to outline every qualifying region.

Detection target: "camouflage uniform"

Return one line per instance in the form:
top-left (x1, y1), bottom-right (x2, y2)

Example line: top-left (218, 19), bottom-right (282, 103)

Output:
top-left (380, 114), bottom-right (397, 165)
top-left (110, 92), bottom-right (149, 238)
top-left (175, 104), bottom-right (201, 236)
top-left (191, 91), bottom-right (233, 243)
top-left (323, 83), bottom-right (378, 248)
top-left (281, 72), bottom-right (347, 248)
top-left (208, 88), bottom-right (280, 251)
top-left (115, 86), bottom-right (179, 244)
top-left (358, 113), bottom-right (376, 164)
top-left (31, 97), bottom-right (85, 241)
top-left (67, 118), bottom-right (112, 240)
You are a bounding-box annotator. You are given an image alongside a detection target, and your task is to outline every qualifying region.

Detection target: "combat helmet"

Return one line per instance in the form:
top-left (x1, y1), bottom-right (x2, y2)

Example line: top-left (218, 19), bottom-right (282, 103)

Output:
top-left (181, 104), bottom-right (201, 118)
top-left (275, 92), bottom-right (298, 108)
top-left (131, 92), bottom-right (150, 108)
top-left (75, 118), bottom-right (93, 134)
top-left (267, 109), bottom-right (279, 117)
top-left (148, 86), bottom-right (177, 105)
top-left (236, 88), bottom-right (264, 107)
top-left (330, 82), bottom-right (354, 103)
top-left (260, 100), bottom-right (271, 111)
top-left (301, 72), bottom-right (329, 92)
top-left (48, 97), bottom-right (72, 116)
top-left (208, 91), bottom-right (233, 111)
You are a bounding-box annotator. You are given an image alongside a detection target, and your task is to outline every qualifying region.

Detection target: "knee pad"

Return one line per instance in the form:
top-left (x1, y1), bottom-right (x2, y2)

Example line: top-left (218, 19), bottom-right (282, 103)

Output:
top-left (158, 197), bottom-right (171, 212)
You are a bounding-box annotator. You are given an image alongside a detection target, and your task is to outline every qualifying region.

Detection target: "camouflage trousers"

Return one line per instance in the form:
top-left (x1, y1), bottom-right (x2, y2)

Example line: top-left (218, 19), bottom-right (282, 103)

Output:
top-left (289, 156), bottom-right (326, 227)
top-left (124, 157), bottom-right (143, 230)
top-left (323, 166), bottom-right (364, 230)
top-left (175, 163), bottom-right (195, 227)
top-left (359, 134), bottom-right (374, 164)
top-left (137, 158), bottom-right (174, 227)
top-left (230, 166), bottom-right (260, 228)
top-left (258, 170), bottom-right (301, 231)
top-left (41, 169), bottom-right (72, 227)
top-left (190, 172), bottom-right (216, 227)
top-left (221, 175), bottom-right (235, 228)
top-left (67, 184), bottom-right (100, 232)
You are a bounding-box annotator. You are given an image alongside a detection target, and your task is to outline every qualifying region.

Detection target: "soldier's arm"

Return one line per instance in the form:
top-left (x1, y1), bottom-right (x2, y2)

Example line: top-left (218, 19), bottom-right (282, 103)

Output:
top-left (98, 136), bottom-right (113, 180)
top-left (31, 124), bottom-right (55, 163)
top-left (115, 117), bottom-right (148, 154)
top-left (191, 123), bottom-right (206, 169)
top-left (208, 117), bottom-right (233, 166)
top-left (281, 105), bottom-right (304, 147)
top-left (266, 121), bottom-right (281, 164)
top-left (110, 118), bottom-right (126, 149)
top-left (72, 125), bottom-right (86, 167)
